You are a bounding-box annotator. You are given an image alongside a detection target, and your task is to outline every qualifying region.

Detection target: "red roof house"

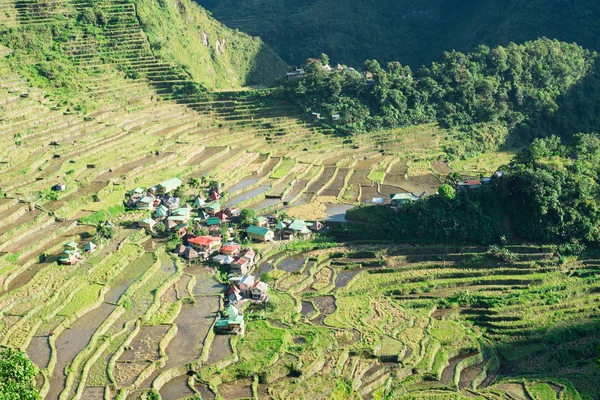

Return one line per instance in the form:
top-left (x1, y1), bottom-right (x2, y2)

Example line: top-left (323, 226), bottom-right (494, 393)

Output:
top-left (187, 236), bottom-right (222, 253)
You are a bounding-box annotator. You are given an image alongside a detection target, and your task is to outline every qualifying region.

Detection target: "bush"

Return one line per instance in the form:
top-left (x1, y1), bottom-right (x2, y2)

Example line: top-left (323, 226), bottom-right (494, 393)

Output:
top-left (0, 348), bottom-right (40, 399)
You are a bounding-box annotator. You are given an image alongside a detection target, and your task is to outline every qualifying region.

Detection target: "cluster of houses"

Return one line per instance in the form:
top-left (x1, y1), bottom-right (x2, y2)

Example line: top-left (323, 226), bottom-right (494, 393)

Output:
top-left (130, 178), bottom-right (242, 240)
top-left (215, 275), bottom-right (269, 335)
top-left (247, 216), bottom-right (323, 242)
top-left (456, 172), bottom-right (503, 190)
top-left (226, 275), bottom-right (269, 304)
top-left (381, 171), bottom-right (506, 207)
top-left (58, 240), bottom-right (96, 265)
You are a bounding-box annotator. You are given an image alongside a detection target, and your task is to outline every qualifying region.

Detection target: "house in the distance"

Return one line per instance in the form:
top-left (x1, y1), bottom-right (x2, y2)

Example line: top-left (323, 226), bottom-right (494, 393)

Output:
top-left (205, 202), bottom-right (220, 216)
top-left (136, 196), bottom-right (156, 211)
top-left (214, 305), bottom-right (245, 335)
top-left (187, 236), bottom-right (222, 256)
top-left (221, 243), bottom-right (242, 256)
top-left (53, 182), bottom-right (66, 192)
top-left (149, 177), bottom-right (182, 195)
top-left (246, 225), bottom-right (274, 242)
top-left (59, 242), bottom-right (82, 265)
top-left (390, 193), bottom-right (420, 207)
top-left (228, 274), bottom-right (269, 302)
top-left (230, 248), bottom-right (256, 275)
top-left (83, 242), bottom-right (96, 253)
top-left (253, 216), bottom-right (269, 227)
top-left (286, 68), bottom-right (305, 79)
top-left (138, 218), bottom-right (156, 233)
top-left (177, 245), bottom-right (201, 260)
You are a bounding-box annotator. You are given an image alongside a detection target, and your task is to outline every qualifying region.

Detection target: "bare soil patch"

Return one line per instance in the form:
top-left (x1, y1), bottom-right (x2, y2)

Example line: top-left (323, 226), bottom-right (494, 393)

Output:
top-left (219, 378), bottom-right (253, 400)
top-left (119, 325), bottom-right (171, 362)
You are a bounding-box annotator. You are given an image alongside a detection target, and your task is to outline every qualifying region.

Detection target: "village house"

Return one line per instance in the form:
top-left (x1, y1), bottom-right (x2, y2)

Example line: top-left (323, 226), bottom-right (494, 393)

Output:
top-left (254, 216), bottom-right (269, 227)
top-left (213, 254), bottom-right (235, 265)
top-left (246, 225), bottom-right (274, 242)
top-left (177, 245), bottom-right (200, 260)
top-left (390, 193), bottom-right (420, 207)
top-left (187, 235), bottom-right (222, 255)
top-left (149, 177), bottom-right (182, 195)
top-left (138, 218), bottom-right (156, 233)
top-left (53, 182), bottom-right (66, 192)
top-left (59, 242), bottom-right (82, 265)
top-left (225, 207), bottom-right (241, 218)
top-left (164, 196), bottom-right (181, 211)
top-left (228, 274), bottom-right (269, 302)
top-left (210, 191), bottom-right (221, 201)
top-left (215, 210), bottom-right (229, 221)
top-left (288, 220), bottom-right (312, 235)
top-left (83, 242), bottom-right (96, 253)
top-left (205, 202), bottom-right (220, 216)
top-left (206, 216), bottom-right (222, 227)
top-left (172, 206), bottom-right (191, 219)
top-left (230, 248), bottom-right (256, 275)
top-left (309, 220), bottom-right (324, 232)
top-left (193, 195), bottom-right (206, 208)
top-left (230, 257), bottom-right (251, 275)
top-left (214, 305), bottom-right (244, 334)
top-left (172, 223), bottom-right (188, 238)
top-left (466, 180), bottom-right (481, 190)
top-left (130, 187), bottom-right (145, 199)
top-left (154, 204), bottom-right (169, 219)
top-left (209, 226), bottom-right (221, 237)
top-left (221, 242), bottom-right (242, 256)
top-left (226, 285), bottom-right (243, 303)
top-left (136, 195), bottom-right (156, 211)
top-left (286, 68), bottom-right (305, 79)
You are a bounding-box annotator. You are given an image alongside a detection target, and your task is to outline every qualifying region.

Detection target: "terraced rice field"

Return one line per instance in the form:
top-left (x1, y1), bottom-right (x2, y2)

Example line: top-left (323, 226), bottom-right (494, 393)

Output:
top-left (232, 243), bottom-right (597, 398)
top-left (0, 1), bottom-right (556, 399)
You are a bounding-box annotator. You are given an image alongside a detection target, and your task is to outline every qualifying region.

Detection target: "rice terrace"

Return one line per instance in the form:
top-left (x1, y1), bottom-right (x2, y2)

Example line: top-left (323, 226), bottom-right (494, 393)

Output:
top-left (1, 0), bottom-right (600, 399)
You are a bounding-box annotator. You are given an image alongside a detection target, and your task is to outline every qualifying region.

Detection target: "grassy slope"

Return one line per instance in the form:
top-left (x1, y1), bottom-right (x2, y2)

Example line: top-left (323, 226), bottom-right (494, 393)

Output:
top-left (136, 0), bottom-right (287, 88)
top-left (198, 0), bottom-right (600, 68)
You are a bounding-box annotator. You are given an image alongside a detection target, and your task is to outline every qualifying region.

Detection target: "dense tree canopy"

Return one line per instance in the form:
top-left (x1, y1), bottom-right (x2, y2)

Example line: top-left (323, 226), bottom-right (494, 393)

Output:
top-left (339, 134), bottom-right (600, 248)
top-left (281, 39), bottom-right (597, 158)
top-left (0, 348), bottom-right (40, 400)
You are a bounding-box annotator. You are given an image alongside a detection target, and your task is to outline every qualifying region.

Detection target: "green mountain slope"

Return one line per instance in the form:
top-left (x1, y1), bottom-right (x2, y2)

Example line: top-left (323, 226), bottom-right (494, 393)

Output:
top-left (198, 0), bottom-right (600, 68)
top-left (136, 0), bottom-right (287, 87)
top-left (0, 0), bottom-right (286, 110)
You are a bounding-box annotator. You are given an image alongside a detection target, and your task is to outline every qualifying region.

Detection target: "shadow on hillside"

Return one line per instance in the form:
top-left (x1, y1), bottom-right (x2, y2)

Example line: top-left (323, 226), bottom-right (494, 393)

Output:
top-left (507, 55), bottom-right (600, 145)
top-left (479, 318), bottom-right (600, 395)
top-left (243, 43), bottom-right (288, 87)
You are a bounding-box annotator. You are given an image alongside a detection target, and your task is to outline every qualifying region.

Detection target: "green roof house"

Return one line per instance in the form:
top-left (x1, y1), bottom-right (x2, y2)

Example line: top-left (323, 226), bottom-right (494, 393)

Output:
top-left (254, 216), bottom-right (268, 227)
top-left (155, 204), bottom-right (169, 218)
top-left (193, 196), bottom-right (206, 207)
top-left (83, 242), bottom-right (96, 253)
top-left (63, 242), bottom-right (79, 251)
top-left (205, 202), bottom-right (221, 216)
top-left (206, 217), bottom-right (222, 226)
top-left (173, 207), bottom-right (191, 217)
top-left (215, 305), bottom-right (244, 334)
top-left (138, 218), bottom-right (156, 232)
top-left (275, 221), bottom-right (287, 230)
top-left (150, 177), bottom-right (182, 195)
top-left (288, 220), bottom-right (312, 234)
top-left (390, 193), bottom-right (419, 206)
top-left (247, 225), bottom-right (274, 242)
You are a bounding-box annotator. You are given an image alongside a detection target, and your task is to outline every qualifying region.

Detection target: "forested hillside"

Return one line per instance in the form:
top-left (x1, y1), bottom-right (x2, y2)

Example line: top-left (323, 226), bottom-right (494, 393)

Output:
top-left (199, 0), bottom-right (600, 68)
top-left (280, 39), bottom-right (600, 159)
top-left (341, 133), bottom-right (600, 251)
